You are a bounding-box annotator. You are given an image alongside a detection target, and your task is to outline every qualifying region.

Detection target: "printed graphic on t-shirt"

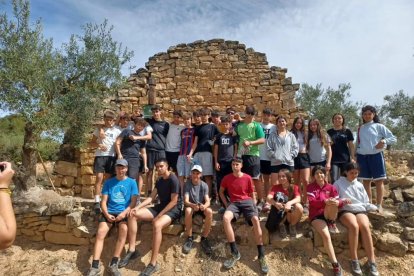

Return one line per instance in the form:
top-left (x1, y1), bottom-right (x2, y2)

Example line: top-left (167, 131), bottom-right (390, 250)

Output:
top-left (112, 185), bottom-right (127, 204)
top-left (221, 137), bottom-right (231, 145)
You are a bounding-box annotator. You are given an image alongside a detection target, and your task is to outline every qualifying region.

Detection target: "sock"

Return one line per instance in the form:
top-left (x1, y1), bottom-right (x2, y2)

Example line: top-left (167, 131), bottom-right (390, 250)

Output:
top-left (229, 242), bottom-right (238, 255)
top-left (92, 260), bottom-right (99, 268)
top-left (110, 257), bottom-right (119, 266)
top-left (257, 245), bottom-right (265, 259)
top-left (95, 195), bottom-right (100, 202)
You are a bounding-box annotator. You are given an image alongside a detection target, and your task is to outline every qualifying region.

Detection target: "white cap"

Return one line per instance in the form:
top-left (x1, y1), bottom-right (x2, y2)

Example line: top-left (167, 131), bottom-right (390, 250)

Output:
top-left (191, 164), bottom-right (203, 173)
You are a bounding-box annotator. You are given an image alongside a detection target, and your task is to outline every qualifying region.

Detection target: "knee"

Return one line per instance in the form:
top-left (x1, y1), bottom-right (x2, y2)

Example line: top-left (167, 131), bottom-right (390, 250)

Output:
top-left (348, 223), bottom-right (359, 233)
top-left (251, 216), bottom-right (260, 226)
top-left (204, 208), bottom-right (213, 217)
top-left (184, 207), bottom-right (193, 217)
top-left (223, 214), bottom-right (232, 224)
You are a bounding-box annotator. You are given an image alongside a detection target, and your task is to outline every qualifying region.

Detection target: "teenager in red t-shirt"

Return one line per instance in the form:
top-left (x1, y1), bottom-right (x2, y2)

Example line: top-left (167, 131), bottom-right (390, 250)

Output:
top-left (219, 158), bottom-right (268, 274)
top-left (307, 165), bottom-right (350, 276)
top-left (265, 169), bottom-right (303, 238)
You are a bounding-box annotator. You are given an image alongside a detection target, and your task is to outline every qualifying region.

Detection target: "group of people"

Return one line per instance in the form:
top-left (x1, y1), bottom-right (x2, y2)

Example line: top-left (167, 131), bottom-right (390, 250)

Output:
top-left (88, 104), bottom-right (394, 276)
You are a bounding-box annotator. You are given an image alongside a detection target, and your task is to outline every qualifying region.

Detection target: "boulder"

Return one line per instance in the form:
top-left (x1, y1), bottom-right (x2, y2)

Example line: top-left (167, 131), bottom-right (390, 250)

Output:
top-left (66, 211), bottom-right (82, 228)
top-left (403, 227), bottom-right (414, 241)
top-left (162, 224), bottom-right (184, 236)
top-left (402, 187), bottom-right (414, 201)
top-left (72, 225), bottom-right (92, 238)
top-left (61, 176), bottom-right (75, 188)
top-left (47, 223), bottom-right (70, 233)
top-left (384, 221), bottom-right (404, 234)
top-left (234, 221), bottom-right (269, 246)
top-left (376, 232), bottom-right (408, 256)
top-left (54, 161), bottom-right (78, 177)
top-left (44, 231), bottom-right (89, 245)
top-left (269, 233), bottom-right (313, 254)
top-left (52, 261), bottom-right (74, 276)
top-left (397, 202), bottom-right (414, 217)
top-left (51, 216), bottom-right (67, 225)
top-left (390, 189), bottom-right (404, 203)
top-left (81, 186), bottom-right (95, 199)
top-left (45, 197), bottom-right (75, 215)
top-left (389, 176), bottom-right (414, 189)
top-left (403, 216), bottom-right (414, 227)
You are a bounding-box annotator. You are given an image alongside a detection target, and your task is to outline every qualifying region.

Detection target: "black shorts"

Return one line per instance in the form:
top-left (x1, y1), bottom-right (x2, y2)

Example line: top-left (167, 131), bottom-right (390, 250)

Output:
top-left (98, 213), bottom-right (128, 224)
top-left (148, 204), bottom-right (182, 220)
top-left (294, 153), bottom-right (311, 170)
top-left (226, 199), bottom-right (258, 226)
top-left (311, 214), bottom-right (328, 223)
top-left (310, 160), bottom-right (326, 167)
top-left (125, 157), bottom-right (140, 179)
top-left (185, 208), bottom-right (206, 219)
top-left (241, 155), bottom-right (260, 179)
top-left (147, 150), bottom-right (166, 170)
top-left (338, 210), bottom-right (367, 219)
top-left (139, 155), bottom-right (145, 173)
top-left (260, 160), bottom-right (272, 175)
top-left (166, 151), bottom-right (180, 172)
top-left (270, 164), bottom-right (294, 173)
top-left (93, 156), bottom-right (116, 174)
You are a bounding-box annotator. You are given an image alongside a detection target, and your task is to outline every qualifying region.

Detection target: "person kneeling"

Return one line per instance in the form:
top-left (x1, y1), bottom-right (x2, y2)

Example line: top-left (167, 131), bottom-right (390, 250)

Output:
top-left (265, 169), bottom-right (303, 238)
top-left (334, 162), bottom-right (379, 276)
top-left (219, 158), bottom-right (269, 274)
top-left (182, 164), bottom-right (213, 255)
top-left (87, 159), bottom-right (138, 276)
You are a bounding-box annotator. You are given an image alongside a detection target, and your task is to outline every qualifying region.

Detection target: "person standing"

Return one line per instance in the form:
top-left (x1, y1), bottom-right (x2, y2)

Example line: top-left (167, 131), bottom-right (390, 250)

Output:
top-left (165, 110), bottom-right (185, 173)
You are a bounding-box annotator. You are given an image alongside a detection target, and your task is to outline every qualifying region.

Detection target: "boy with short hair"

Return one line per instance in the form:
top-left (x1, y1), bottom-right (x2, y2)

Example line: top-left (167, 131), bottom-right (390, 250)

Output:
top-left (182, 164), bottom-right (213, 255)
top-left (177, 113), bottom-right (195, 192)
top-left (165, 110), bottom-right (185, 173)
top-left (86, 159), bottom-right (138, 276)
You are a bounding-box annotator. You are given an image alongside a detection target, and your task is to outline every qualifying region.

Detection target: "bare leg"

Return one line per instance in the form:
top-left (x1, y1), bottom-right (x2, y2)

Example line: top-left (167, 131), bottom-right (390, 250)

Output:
top-left (184, 207), bottom-right (193, 237)
top-left (204, 175), bottom-right (213, 197)
top-left (150, 215), bottom-right (172, 265)
top-left (340, 213), bottom-right (359, 260)
top-left (270, 172), bottom-right (279, 186)
top-left (374, 180), bottom-right (384, 206)
top-left (300, 168), bottom-right (310, 204)
top-left (253, 179), bottom-right (264, 202)
top-left (94, 172), bottom-right (104, 199)
top-left (363, 180), bottom-right (372, 203)
top-left (113, 222), bottom-right (128, 257)
top-left (146, 170), bottom-right (154, 195)
top-left (251, 216), bottom-right (263, 245)
top-left (286, 203), bottom-right (303, 225)
top-left (223, 211), bottom-right (235, 242)
top-left (356, 214), bottom-right (376, 262)
top-left (263, 174), bottom-right (271, 195)
top-left (92, 222), bottom-right (111, 260)
top-left (312, 219), bottom-right (337, 263)
top-left (127, 208), bottom-right (154, 252)
top-left (202, 208), bottom-right (213, 237)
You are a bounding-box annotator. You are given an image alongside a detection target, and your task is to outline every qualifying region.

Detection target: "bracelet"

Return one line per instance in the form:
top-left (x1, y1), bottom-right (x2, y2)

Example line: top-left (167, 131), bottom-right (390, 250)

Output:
top-left (0, 188), bottom-right (12, 196)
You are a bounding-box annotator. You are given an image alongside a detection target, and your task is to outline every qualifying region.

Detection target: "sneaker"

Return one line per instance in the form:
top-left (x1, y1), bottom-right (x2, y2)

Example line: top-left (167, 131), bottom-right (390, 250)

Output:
top-left (367, 261), bottom-right (379, 276)
top-left (328, 222), bottom-right (340, 234)
top-left (279, 224), bottom-right (287, 239)
top-left (94, 202), bottom-right (101, 215)
top-left (256, 201), bottom-right (264, 213)
top-left (86, 266), bottom-right (102, 276)
top-left (259, 256), bottom-right (269, 274)
top-left (289, 224), bottom-right (297, 238)
top-left (223, 251), bottom-right (241, 269)
top-left (200, 238), bottom-right (213, 256)
top-left (332, 262), bottom-right (343, 276)
top-left (118, 250), bottom-right (140, 268)
top-left (218, 207), bottom-right (226, 214)
top-left (262, 203), bottom-right (271, 213)
top-left (350, 260), bottom-right (362, 275)
top-left (108, 262), bottom-right (121, 276)
top-left (182, 237), bottom-right (193, 254)
top-left (376, 205), bottom-right (384, 214)
top-left (139, 263), bottom-right (160, 276)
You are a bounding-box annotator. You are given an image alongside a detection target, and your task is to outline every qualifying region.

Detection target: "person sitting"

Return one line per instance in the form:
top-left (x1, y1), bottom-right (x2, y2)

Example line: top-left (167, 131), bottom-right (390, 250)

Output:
top-left (86, 159), bottom-right (138, 276)
top-left (182, 164), bottom-right (213, 255)
top-left (334, 162), bottom-right (379, 276)
top-left (0, 161), bottom-right (16, 250)
top-left (307, 165), bottom-right (349, 276)
top-left (265, 169), bottom-right (303, 238)
top-left (219, 158), bottom-right (269, 274)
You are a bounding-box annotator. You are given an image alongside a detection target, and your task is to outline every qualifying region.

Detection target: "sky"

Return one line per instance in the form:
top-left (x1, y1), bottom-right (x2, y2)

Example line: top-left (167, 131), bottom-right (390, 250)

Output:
top-left (1, 0), bottom-right (414, 111)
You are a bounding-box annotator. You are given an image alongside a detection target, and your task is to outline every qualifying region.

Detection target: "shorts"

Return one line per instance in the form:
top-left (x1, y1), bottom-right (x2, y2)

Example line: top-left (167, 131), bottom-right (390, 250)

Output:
top-left (148, 204), bottom-right (182, 220)
top-left (93, 156), bottom-right (116, 174)
top-left (177, 155), bottom-right (192, 177)
top-left (241, 155), bottom-right (260, 179)
top-left (294, 153), bottom-right (311, 170)
top-left (147, 150), bottom-right (166, 170)
top-left (260, 160), bottom-right (272, 175)
top-left (311, 214), bottom-right (329, 223)
top-left (226, 199), bottom-right (258, 226)
top-left (125, 157), bottom-right (140, 179)
top-left (270, 164), bottom-right (294, 173)
top-left (98, 213), bottom-right (128, 224)
top-left (310, 160), bottom-right (326, 167)
top-left (357, 152), bottom-right (386, 181)
top-left (194, 152), bottom-right (214, 176)
top-left (185, 208), bottom-right (206, 219)
top-left (139, 156), bottom-right (145, 173)
top-left (338, 210), bottom-right (367, 219)
top-left (166, 151), bottom-right (180, 172)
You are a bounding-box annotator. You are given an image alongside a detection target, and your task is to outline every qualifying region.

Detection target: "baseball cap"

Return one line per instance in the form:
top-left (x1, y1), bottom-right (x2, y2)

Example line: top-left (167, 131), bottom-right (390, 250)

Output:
top-left (191, 164), bottom-right (203, 173)
top-left (115, 159), bottom-right (128, 167)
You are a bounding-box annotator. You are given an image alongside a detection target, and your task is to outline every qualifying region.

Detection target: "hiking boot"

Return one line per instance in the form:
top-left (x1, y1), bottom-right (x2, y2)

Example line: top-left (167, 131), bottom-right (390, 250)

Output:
top-left (182, 237), bottom-right (194, 254)
top-left (332, 262), bottom-right (343, 276)
top-left (289, 224), bottom-right (297, 238)
top-left (118, 250), bottom-right (140, 268)
top-left (259, 256), bottom-right (269, 274)
top-left (279, 224), bottom-right (288, 239)
top-left (200, 238), bottom-right (213, 256)
top-left (108, 262), bottom-right (121, 276)
top-left (86, 266), bottom-right (101, 276)
top-left (350, 260), bottom-right (362, 275)
top-left (262, 203), bottom-right (271, 213)
top-left (367, 261), bottom-right (379, 276)
top-left (328, 222), bottom-right (340, 234)
top-left (223, 251), bottom-right (241, 269)
top-left (139, 263), bottom-right (160, 276)
top-left (94, 202), bottom-right (101, 215)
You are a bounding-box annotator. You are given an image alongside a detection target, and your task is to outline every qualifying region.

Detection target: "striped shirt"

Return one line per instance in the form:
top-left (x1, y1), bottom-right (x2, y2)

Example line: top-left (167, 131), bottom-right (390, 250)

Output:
top-left (179, 128), bottom-right (195, 156)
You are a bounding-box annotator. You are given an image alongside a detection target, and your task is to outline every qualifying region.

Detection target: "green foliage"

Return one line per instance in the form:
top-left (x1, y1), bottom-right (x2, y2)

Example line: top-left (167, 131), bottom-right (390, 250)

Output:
top-left (379, 90), bottom-right (414, 150)
top-left (296, 83), bottom-right (362, 131)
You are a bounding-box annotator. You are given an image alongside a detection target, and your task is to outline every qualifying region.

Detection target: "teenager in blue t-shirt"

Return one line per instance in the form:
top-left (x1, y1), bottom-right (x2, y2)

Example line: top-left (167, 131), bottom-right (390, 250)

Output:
top-left (86, 159), bottom-right (138, 276)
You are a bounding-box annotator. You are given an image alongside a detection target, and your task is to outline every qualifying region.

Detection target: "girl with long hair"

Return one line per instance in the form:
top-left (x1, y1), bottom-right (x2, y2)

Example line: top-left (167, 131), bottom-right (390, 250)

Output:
top-left (307, 118), bottom-right (332, 173)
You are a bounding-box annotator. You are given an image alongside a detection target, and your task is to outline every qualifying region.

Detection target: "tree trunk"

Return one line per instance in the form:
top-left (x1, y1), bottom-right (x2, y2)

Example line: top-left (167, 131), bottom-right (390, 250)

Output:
top-left (16, 122), bottom-right (38, 191)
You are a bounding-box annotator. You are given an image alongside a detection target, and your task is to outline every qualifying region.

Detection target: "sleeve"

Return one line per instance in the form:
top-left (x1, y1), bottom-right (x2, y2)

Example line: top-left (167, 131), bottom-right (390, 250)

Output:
top-left (194, 126), bottom-right (200, 138)
top-left (325, 133), bottom-right (332, 144)
top-left (266, 133), bottom-right (276, 159)
top-left (119, 129), bottom-right (129, 139)
top-left (293, 185), bottom-right (300, 197)
top-left (130, 179), bottom-right (139, 196)
top-left (346, 129), bottom-right (354, 141)
top-left (268, 185), bottom-right (276, 197)
top-left (221, 175), bottom-right (229, 190)
top-left (145, 125), bottom-right (153, 133)
top-left (290, 133), bottom-right (299, 158)
top-left (213, 125), bottom-right (219, 136)
top-left (203, 182), bottom-right (209, 198)
top-left (102, 180), bottom-right (110, 195)
top-left (255, 122), bottom-right (265, 138)
top-left (164, 122), bottom-right (170, 136)
top-left (247, 176), bottom-right (254, 194)
top-left (184, 182), bottom-right (190, 196)
top-left (359, 184), bottom-right (370, 204)
top-left (233, 135), bottom-right (239, 144)
top-left (331, 185), bottom-right (346, 208)
top-left (214, 134), bottom-right (221, 145)
top-left (307, 185), bottom-right (325, 209)
top-left (171, 175), bottom-right (180, 194)
top-left (379, 124), bottom-right (397, 145)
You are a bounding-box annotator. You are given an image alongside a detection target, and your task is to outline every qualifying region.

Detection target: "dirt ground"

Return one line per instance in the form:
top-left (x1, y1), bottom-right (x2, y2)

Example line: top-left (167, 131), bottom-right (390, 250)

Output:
top-left (1, 231), bottom-right (413, 276)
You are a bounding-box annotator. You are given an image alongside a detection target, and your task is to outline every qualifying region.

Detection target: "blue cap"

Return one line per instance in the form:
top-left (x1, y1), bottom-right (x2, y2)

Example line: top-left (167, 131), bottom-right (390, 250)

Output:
top-left (115, 159), bottom-right (128, 167)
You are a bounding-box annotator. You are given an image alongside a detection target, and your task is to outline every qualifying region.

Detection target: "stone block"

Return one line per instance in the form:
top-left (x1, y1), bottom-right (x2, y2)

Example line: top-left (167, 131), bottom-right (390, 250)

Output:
top-left (23, 216), bottom-right (50, 224)
top-left (74, 185), bottom-right (82, 194)
top-left (389, 176), bottom-right (414, 189)
top-left (26, 220), bottom-right (49, 228)
top-left (26, 234), bottom-right (44, 242)
top-left (72, 225), bottom-right (92, 238)
top-left (51, 175), bottom-right (63, 187)
top-left (54, 161), bottom-right (78, 177)
top-left (402, 187), bottom-right (414, 201)
top-left (61, 176), bottom-right (75, 188)
top-left (234, 221), bottom-right (269, 246)
top-left (45, 231), bottom-right (89, 245)
top-left (81, 186), bottom-right (95, 199)
top-left (384, 221), bottom-right (404, 234)
top-left (312, 223), bottom-right (348, 248)
top-left (81, 175), bottom-right (96, 186)
top-left (269, 233), bottom-right (313, 254)
top-left (162, 224), bottom-right (184, 236)
top-left (391, 189), bottom-right (404, 203)
top-left (56, 188), bottom-right (74, 197)
top-left (47, 223), bottom-right (70, 233)
top-left (66, 211), bottom-right (82, 228)
top-left (403, 227), bottom-right (414, 241)
top-left (51, 216), bottom-right (67, 225)
top-left (397, 202), bottom-right (414, 217)
top-left (45, 197), bottom-right (75, 216)
top-left (376, 232), bottom-right (408, 256)
top-left (21, 228), bottom-right (36, 236)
